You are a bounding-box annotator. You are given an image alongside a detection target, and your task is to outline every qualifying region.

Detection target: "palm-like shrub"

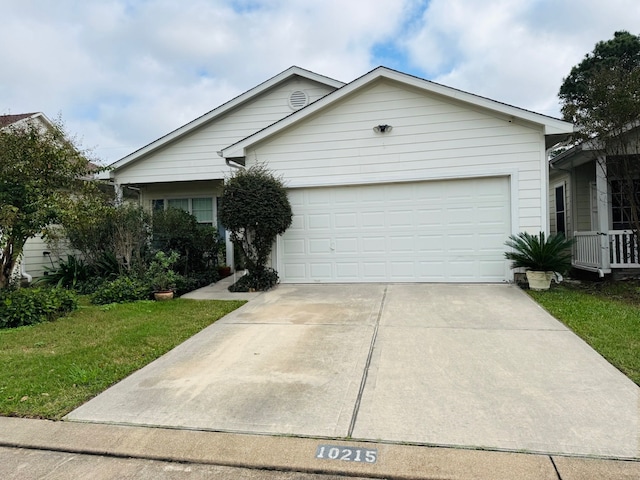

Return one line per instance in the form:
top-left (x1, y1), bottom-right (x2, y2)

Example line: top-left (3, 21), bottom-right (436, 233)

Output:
top-left (37, 255), bottom-right (90, 289)
top-left (504, 232), bottom-right (574, 273)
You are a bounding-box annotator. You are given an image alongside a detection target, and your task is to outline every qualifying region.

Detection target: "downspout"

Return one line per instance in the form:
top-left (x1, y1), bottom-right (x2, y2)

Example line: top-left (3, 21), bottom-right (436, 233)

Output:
top-left (218, 151), bottom-right (245, 170)
top-left (20, 262), bottom-right (32, 284)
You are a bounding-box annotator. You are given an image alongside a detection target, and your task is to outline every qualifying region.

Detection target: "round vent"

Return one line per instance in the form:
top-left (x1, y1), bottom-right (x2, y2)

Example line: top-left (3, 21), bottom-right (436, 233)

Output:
top-left (289, 90), bottom-right (309, 110)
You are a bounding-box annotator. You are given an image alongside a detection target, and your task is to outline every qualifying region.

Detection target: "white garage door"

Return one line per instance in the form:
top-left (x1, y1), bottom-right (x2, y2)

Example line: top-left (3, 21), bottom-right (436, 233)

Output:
top-left (278, 176), bottom-right (511, 283)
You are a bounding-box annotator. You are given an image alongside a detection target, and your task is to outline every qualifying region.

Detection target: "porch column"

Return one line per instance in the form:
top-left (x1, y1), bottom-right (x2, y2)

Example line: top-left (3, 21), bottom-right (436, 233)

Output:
top-left (596, 155), bottom-right (611, 271)
top-left (225, 230), bottom-right (234, 272)
top-left (113, 183), bottom-right (124, 206)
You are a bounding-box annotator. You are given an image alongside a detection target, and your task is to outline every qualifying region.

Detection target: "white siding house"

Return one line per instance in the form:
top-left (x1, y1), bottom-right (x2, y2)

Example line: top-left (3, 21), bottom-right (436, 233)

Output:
top-left (107, 66), bottom-right (573, 283)
top-left (549, 134), bottom-right (640, 276)
top-left (103, 67), bottom-right (344, 256)
top-left (0, 112), bottom-right (75, 281)
top-left (222, 68), bottom-right (573, 283)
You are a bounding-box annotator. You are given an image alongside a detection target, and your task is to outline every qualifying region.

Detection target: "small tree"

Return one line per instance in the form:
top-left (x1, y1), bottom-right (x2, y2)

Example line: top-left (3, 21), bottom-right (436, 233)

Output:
top-left (219, 164), bottom-right (292, 290)
top-left (0, 116), bottom-right (98, 289)
top-left (559, 31), bottom-right (640, 233)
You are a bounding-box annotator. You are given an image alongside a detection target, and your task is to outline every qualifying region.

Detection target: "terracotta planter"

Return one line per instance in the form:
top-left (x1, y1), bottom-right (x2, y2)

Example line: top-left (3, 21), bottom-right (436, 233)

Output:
top-left (154, 291), bottom-right (174, 301)
top-left (526, 271), bottom-right (554, 291)
top-left (217, 266), bottom-right (231, 279)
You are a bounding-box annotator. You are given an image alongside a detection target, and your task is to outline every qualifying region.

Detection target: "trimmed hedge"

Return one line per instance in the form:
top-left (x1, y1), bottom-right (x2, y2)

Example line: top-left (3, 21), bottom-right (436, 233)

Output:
top-left (91, 276), bottom-right (151, 305)
top-left (0, 287), bottom-right (78, 329)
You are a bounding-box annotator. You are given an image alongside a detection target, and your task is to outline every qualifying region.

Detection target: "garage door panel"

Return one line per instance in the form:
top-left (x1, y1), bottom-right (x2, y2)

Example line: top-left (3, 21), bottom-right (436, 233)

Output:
top-left (335, 237), bottom-right (358, 253)
top-left (283, 238), bottom-right (305, 254)
top-left (279, 177), bottom-right (510, 283)
top-left (310, 263), bottom-right (332, 278)
top-left (335, 213), bottom-right (357, 228)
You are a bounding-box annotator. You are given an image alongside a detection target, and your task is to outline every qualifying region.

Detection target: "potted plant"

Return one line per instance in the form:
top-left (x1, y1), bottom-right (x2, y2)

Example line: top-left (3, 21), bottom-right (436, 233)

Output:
top-left (504, 232), bottom-right (574, 290)
top-left (147, 251), bottom-right (181, 300)
top-left (217, 264), bottom-right (232, 279)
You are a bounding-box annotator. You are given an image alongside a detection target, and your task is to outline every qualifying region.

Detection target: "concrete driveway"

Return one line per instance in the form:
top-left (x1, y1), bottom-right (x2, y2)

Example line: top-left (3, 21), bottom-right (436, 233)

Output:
top-left (66, 284), bottom-right (640, 459)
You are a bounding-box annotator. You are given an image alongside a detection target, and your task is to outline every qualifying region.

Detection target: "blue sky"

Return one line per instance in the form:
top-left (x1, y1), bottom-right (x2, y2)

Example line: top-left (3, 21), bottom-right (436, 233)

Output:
top-left (1, 0), bottom-right (639, 163)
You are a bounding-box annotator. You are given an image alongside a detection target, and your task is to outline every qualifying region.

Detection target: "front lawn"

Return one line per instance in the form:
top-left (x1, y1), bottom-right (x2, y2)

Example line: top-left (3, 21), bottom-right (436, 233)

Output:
top-left (0, 298), bottom-right (245, 419)
top-left (529, 281), bottom-right (640, 385)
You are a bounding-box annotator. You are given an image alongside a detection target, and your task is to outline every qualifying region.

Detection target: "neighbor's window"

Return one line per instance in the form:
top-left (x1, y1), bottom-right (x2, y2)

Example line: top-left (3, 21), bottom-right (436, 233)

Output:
top-left (555, 185), bottom-right (566, 235)
top-left (153, 197), bottom-right (214, 226)
top-left (611, 180), bottom-right (640, 230)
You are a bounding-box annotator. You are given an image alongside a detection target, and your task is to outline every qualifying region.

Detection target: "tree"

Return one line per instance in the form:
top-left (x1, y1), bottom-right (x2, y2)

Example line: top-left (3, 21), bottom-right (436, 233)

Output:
top-left (219, 164), bottom-right (292, 290)
top-left (559, 31), bottom-right (640, 233)
top-left (0, 116), bottom-right (98, 288)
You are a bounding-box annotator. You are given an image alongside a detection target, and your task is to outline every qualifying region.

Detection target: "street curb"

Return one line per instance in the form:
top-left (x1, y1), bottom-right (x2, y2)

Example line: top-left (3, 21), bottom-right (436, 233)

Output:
top-left (2, 417), bottom-right (640, 479)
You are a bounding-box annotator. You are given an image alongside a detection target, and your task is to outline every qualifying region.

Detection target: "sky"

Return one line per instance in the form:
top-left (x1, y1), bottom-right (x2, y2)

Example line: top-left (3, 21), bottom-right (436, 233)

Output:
top-left (1, 0), bottom-right (639, 164)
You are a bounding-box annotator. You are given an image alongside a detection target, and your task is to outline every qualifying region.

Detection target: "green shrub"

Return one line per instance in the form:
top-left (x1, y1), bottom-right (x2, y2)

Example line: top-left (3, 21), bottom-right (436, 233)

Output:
top-left (37, 255), bottom-right (90, 289)
top-left (151, 208), bottom-right (223, 277)
top-left (219, 164), bottom-right (291, 291)
top-left (229, 268), bottom-right (279, 292)
top-left (504, 231), bottom-right (574, 273)
top-left (91, 276), bottom-right (151, 305)
top-left (0, 287), bottom-right (78, 329)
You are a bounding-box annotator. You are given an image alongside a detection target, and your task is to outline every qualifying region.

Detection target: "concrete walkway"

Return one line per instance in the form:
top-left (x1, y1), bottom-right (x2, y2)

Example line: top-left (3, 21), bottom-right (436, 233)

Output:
top-left (3, 282), bottom-right (640, 478)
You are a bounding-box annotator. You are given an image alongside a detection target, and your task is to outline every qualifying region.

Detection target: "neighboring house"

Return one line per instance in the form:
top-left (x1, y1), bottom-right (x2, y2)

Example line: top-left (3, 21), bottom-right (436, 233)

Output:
top-left (0, 112), bottom-right (74, 281)
top-left (104, 66), bottom-right (573, 283)
top-left (549, 137), bottom-right (640, 276)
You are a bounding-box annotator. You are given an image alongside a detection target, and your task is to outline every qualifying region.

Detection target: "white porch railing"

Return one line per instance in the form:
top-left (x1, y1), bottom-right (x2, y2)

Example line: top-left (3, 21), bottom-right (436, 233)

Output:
top-left (573, 230), bottom-right (640, 270)
top-left (609, 230), bottom-right (640, 268)
top-left (573, 232), bottom-right (603, 269)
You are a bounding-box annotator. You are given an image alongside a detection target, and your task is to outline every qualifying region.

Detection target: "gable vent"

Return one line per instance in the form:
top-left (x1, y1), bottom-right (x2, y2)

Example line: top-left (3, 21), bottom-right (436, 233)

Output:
top-left (289, 90), bottom-right (309, 110)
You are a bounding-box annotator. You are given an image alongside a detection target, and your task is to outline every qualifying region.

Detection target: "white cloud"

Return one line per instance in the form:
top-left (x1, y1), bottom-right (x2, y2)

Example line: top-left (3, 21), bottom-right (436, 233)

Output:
top-left (403, 0), bottom-right (640, 116)
top-left (1, 0), bottom-right (639, 163)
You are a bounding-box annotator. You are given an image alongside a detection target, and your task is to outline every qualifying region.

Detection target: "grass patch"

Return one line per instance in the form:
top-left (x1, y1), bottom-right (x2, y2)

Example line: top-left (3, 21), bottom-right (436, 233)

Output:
top-left (529, 283), bottom-right (640, 385)
top-left (0, 298), bottom-right (245, 419)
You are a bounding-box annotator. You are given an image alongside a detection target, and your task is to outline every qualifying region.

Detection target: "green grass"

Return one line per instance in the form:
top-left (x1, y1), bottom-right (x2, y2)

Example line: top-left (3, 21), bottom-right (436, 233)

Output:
top-left (0, 298), bottom-right (245, 419)
top-left (529, 285), bottom-right (640, 385)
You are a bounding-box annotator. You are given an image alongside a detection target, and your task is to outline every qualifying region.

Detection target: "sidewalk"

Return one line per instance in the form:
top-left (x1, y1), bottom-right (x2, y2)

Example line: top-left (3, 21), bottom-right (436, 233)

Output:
top-left (180, 271), bottom-right (263, 301)
top-left (2, 416), bottom-right (639, 479)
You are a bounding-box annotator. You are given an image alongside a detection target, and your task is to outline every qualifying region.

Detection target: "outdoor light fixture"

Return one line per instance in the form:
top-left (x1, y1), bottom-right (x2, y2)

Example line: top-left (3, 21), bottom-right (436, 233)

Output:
top-left (373, 124), bottom-right (392, 133)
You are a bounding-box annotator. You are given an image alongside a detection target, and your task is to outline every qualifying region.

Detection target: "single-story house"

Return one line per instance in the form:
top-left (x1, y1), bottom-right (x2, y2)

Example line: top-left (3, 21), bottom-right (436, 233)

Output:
top-left (104, 66), bottom-right (574, 283)
top-left (549, 134), bottom-right (640, 276)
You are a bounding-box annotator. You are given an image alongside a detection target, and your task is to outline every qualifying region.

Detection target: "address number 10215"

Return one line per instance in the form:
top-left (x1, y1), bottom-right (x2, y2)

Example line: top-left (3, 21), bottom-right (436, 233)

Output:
top-left (315, 445), bottom-right (377, 463)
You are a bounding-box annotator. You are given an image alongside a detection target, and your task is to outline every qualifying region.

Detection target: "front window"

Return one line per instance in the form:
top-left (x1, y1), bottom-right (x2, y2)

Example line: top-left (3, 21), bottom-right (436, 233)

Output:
top-left (153, 197), bottom-right (215, 226)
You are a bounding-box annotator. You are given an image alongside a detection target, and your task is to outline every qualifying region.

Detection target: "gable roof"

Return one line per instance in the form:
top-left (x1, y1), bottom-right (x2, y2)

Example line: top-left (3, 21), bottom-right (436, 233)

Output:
top-left (222, 66), bottom-right (574, 158)
top-left (107, 66), bottom-right (345, 173)
top-left (0, 112), bottom-right (52, 129)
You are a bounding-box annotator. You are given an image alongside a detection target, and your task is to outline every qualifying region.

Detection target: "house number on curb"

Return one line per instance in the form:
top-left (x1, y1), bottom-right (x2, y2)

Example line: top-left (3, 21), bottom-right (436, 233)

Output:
top-left (315, 445), bottom-right (377, 464)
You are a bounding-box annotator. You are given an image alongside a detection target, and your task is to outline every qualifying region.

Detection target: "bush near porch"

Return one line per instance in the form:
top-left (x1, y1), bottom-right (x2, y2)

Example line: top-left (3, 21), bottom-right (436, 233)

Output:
top-left (529, 280), bottom-right (640, 386)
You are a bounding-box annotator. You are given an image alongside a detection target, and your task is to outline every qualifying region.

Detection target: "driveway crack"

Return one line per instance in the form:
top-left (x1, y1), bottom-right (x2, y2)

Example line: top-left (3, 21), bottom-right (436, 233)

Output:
top-left (347, 285), bottom-right (388, 438)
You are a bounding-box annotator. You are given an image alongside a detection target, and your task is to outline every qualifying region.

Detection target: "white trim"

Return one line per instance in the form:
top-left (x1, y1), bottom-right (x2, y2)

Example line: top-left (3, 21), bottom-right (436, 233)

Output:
top-left (281, 166), bottom-right (519, 189)
top-left (596, 155), bottom-right (611, 270)
top-left (589, 181), bottom-right (598, 231)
